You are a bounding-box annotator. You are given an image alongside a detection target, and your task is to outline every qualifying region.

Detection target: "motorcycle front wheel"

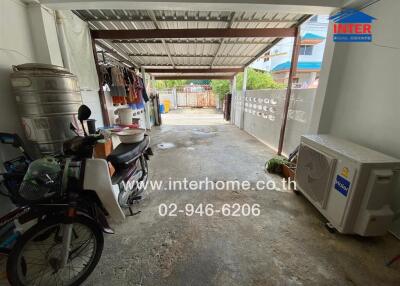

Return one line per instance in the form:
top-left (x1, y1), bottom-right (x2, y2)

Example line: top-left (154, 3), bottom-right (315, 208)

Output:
top-left (7, 215), bottom-right (104, 286)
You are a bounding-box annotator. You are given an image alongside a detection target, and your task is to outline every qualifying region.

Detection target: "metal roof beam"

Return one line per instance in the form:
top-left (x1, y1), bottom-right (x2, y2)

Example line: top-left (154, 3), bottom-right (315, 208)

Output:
top-left (83, 18), bottom-right (297, 24)
top-left (91, 28), bottom-right (296, 39)
top-left (95, 40), bottom-right (138, 67)
top-left (143, 65), bottom-right (242, 68)
top-left (146, 68), bottom-right (243, 73)
top-left (148, 10), bottom-right (176, 68)
top-left (95, 18), bottom-right (297, 24)
top-left (129, 54), bottom-right (252, 58)
top-left (211, 12), bottom-right (236, 67)
top-left (155, 75), bottom-right (233, 80)
top-left (113, 39), bottom-right (273, 45)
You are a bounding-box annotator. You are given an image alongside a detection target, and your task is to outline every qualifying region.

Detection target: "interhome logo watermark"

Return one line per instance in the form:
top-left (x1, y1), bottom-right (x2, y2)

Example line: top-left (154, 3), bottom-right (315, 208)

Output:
top-left (329, 9), bottom-right (376, 42)
top-left (122, 177), bottom-right (296, 192)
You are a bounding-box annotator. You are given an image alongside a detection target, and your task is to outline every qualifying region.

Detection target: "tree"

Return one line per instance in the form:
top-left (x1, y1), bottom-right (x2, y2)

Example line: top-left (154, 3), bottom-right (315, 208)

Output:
top-left (154, 80), bottom-right (188, 89)
top-left (154, 79), bottom-right (213, 89)
top-left (187, 79), bottom-right (211, 85)
top-left (236, 68), bottom-right (284, 90)
top-left (211, 80), bottom-right (230, 100)
top-left (210, 68), bottom-right (284, 99)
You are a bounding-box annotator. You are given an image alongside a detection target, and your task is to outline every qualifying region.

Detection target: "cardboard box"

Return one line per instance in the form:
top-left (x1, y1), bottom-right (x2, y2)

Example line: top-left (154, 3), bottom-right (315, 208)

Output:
top-left (94, 139), bottom-right (115, 176)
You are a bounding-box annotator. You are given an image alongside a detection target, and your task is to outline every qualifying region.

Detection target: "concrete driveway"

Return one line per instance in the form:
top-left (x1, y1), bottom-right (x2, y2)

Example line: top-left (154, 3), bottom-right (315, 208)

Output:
top-left (85, 109), bottom-right (400, 286)
top-left (161, 108), bottom-right (227, 126)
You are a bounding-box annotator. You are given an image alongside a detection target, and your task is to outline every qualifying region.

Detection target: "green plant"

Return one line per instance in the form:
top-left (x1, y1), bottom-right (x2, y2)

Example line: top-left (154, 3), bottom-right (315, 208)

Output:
top-left (211, 80), bottom-right (230, 100)
top-left (210, 68), bottom-right (284, 100)
top-left (236, 68), bottom-right (285, 90)
top-left (154, 80), bottom-right (188, 89)
top-left (265, 156), bottom-right (290, 174)
top-left (187, 79), bottom-right (211, 85)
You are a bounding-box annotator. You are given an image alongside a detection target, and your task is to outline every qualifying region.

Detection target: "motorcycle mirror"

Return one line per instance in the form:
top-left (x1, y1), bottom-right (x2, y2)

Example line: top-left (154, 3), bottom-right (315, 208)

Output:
top-left (78, 105), bottom-right (91, 121)
top-left (70, 122), bottom-right (77, 131)
top-left (69, 123), bottom-right (79, 136)
top-left (78, 105), bottom-right (91, 136)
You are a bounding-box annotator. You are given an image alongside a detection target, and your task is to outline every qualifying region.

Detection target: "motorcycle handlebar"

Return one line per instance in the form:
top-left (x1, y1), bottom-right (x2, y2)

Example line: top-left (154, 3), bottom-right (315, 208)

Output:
top-left (83, 133), bottom-right (104, 144)
top-left (63, 133), bottom-right (105, 158)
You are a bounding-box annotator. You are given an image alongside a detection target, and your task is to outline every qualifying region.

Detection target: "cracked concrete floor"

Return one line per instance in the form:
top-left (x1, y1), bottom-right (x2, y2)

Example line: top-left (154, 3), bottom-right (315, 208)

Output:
top-left (85, 110), bottom-right (400, 286)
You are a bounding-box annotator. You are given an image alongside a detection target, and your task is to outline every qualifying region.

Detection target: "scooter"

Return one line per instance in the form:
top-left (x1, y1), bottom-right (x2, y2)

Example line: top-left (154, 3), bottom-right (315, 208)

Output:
top-left (64, 104), bottom-right (153, 221)
top-left (1, 105), bottom-right (152, 285)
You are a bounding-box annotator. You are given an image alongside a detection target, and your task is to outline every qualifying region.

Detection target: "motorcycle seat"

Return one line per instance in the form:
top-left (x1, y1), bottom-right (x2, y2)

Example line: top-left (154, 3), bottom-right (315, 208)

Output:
top-left (107, 135), bottom-right (149, 166)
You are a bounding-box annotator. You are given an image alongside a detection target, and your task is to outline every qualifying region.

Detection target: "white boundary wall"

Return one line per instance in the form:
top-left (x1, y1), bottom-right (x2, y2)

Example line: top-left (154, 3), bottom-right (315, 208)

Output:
top-left (232, 88), bottom-right (317, 155)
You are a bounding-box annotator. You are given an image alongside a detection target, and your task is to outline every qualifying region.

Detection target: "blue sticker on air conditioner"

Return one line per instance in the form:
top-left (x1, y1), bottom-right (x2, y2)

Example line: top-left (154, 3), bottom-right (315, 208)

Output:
top-left (334, 175), bottom-right (350, 197)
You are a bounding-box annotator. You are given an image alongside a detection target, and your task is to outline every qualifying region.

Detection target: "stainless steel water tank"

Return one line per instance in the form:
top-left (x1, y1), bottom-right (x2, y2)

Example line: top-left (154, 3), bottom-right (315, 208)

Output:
top-left (10, 63), bottom-right (82, 154)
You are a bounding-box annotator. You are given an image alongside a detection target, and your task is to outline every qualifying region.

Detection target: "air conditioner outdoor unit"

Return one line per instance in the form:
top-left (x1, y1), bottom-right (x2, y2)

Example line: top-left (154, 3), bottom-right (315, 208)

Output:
top-left (295, 135), bottom-right (400, 236)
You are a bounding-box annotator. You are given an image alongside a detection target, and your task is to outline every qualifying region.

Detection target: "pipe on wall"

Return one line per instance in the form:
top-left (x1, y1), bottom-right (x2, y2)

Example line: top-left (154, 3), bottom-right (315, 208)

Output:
top-left (277, 26), bottom-right (301, 156)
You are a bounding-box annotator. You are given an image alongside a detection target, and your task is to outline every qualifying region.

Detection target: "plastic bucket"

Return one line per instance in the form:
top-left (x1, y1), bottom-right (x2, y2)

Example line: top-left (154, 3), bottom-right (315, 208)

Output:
top-left (115, 108), bottom-right (134, 125)
top-left (163, 100), bottom-right (171, 113)
top-left (159, 103), bottom-right (165, 114)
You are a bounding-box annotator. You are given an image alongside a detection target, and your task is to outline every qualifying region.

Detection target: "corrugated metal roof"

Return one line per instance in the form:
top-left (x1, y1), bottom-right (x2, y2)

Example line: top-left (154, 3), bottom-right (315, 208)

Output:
top-left (74, 9), bottom-right (309, 78)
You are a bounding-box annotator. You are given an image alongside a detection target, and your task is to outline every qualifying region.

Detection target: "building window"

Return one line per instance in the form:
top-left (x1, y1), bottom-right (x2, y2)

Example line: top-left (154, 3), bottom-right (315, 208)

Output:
top-left (292, 77), bottom-right (301, 88)
top-left (263, 51), bottom-right (270, 62)
top-left (299, 45), bottom-right (313, 55)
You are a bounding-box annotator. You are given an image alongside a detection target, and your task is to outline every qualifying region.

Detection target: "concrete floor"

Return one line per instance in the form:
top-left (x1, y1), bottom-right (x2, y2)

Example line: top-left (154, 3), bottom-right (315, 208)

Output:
top-left (86, 108), bottom-right (400, 286)
top-left (161, 107), bottom-right (227, 126)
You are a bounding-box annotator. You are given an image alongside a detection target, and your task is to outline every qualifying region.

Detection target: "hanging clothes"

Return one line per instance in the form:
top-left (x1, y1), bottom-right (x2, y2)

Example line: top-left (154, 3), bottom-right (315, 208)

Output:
top-left (99, 65), bottom-right (112, 87)
top-left (126, 70), bottom-right (140, 104)
top-left (99, 64), bottom-right (151, 107)
top-left (134, 72), bottom-right (143, 102)
top-left (111, 66), bottom-right (127, 105)
top-left (139, 77), bottom-right (149, 102)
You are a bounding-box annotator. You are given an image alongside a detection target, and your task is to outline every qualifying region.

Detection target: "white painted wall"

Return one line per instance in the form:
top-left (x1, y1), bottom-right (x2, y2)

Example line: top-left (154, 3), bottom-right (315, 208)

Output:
top-left (317, 0), bottom-right (400, 159)
top-left (0, 1), bottom-right (64, 161)
top-left (28, 3), bottom-right (63, 66)
top-left (312, 0), bottom-right (400, 235)
top-left (0, 0), bottom-right (37, 215)
top-left (0, 0), bottom-right (36, 154)
top-left (56, 10), bottom-right (104, 126)
top-left (0, 1), bottom-right (104, 157)
top-left (232, 88), bottom-right (316, 154)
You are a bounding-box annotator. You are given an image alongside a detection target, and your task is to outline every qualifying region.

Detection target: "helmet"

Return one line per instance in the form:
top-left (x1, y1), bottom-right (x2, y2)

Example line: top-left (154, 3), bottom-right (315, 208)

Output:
top-left (18, 156), bottom-right (62, 203)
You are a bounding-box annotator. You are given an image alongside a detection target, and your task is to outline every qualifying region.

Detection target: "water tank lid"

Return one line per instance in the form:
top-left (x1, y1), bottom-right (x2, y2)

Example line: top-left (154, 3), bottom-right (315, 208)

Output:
top-left (13, 63), bottom-right (70, 74)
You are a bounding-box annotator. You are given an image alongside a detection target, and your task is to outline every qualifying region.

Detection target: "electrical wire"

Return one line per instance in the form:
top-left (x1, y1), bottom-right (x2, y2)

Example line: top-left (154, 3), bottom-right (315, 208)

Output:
top-left (358, 0), bottom-right (382, 11)
top-left (371, 42), bottom-right (400, 50)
